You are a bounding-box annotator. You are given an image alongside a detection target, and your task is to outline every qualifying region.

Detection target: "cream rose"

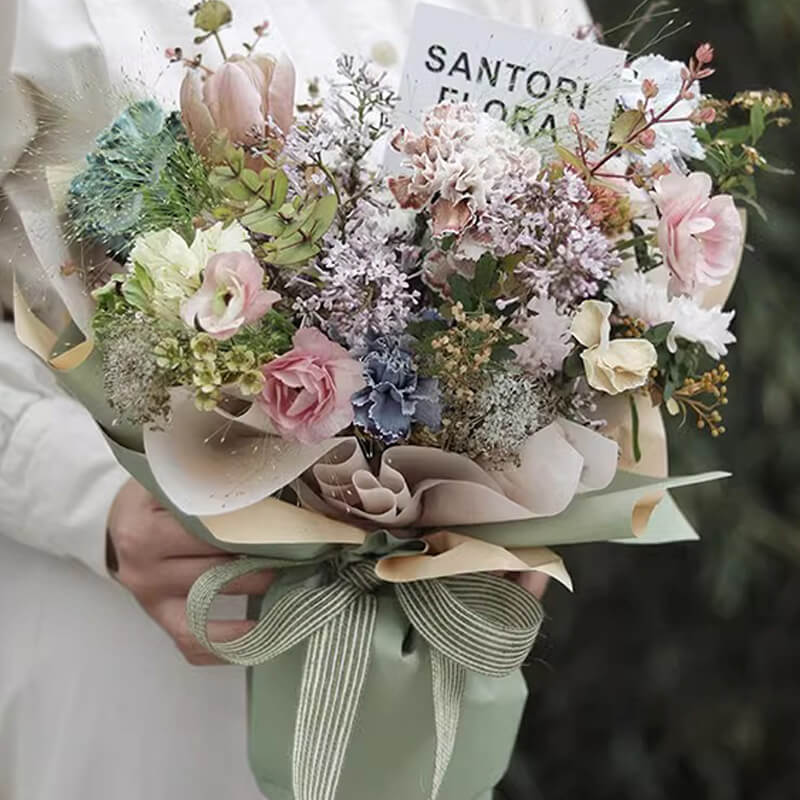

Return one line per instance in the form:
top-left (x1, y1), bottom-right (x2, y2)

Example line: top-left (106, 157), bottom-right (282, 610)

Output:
top-left (571, 300), bottom-right (657, 395)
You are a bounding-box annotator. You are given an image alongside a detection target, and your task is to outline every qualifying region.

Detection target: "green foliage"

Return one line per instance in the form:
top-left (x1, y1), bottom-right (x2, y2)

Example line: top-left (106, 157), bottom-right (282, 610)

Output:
top-left (693, 91), bottom-right (793, 217)
top-left (67, 101), bottom-right (218, 258)
top-left (209, 144), bottom-right (338, 266)
top-left (226, 310), bottom-right (296, 363)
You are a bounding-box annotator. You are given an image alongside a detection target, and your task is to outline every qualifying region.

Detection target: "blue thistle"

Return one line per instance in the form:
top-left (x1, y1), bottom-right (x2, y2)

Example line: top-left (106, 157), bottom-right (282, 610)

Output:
top-left (352, 335), bottom-right (441, 444)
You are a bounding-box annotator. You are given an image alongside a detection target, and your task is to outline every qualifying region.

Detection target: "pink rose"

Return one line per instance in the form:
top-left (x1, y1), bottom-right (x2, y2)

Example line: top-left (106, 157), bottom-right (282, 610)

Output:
top-left (180, 53), bottom-right (295, 161)
top-left (653, 172), bottom-right (743, 295)
top-left (181, 252), bottom-right (280, 340)
top-left (257, 328), bottom-right (365, 444)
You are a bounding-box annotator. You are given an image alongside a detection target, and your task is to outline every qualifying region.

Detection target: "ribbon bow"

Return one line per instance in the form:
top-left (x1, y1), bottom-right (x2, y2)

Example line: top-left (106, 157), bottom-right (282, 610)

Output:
top-left (187, 554), bottom-right (543, 800)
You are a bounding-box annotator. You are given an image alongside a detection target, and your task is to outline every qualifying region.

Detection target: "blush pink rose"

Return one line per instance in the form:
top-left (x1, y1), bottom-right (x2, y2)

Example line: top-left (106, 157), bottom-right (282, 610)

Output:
top-left (653, 172), bottom-right (743, 295)
top-left (257, 328), bottom-right (365, 444)
top-left (181, 252), bottom-right (280, 340)
top-left (180, 53), bottom-right (295, 162)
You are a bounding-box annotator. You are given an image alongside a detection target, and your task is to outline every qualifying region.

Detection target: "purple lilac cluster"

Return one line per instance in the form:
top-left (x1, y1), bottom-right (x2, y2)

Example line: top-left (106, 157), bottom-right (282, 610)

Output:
top-left (475, 169), bottom-right (621, 309)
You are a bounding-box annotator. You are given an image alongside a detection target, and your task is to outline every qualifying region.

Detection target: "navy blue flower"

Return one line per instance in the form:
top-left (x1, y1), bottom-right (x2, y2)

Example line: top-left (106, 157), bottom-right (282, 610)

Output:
top-left (352, 336), bottom-right (441, 444)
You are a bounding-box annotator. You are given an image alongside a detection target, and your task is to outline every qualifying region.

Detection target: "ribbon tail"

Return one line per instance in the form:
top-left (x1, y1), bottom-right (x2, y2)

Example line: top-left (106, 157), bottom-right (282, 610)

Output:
top-left (293, 591), bottom-right (378, 800)
top-left (430, 650), bottom-right (466, 800)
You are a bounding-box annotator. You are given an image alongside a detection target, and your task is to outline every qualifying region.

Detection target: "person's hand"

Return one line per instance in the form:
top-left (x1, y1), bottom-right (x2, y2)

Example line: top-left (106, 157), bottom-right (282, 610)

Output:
top-left (107, 479), bottom-right (274, 665)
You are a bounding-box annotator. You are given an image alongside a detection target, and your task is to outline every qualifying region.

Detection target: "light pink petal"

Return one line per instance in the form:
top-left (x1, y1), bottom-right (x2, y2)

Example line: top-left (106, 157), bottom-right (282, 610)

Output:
top-left (205, 62), bottom-right (264, 145)
top-left (180, 71), bottom-right (216, 157)
top-left (267, 52), bottom-right (296, 134)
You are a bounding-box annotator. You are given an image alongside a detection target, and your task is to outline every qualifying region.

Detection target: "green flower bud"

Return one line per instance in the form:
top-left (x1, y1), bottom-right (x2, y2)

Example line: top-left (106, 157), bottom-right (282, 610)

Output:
top-left (223, 345), bottom-right (256, 373)
top-left (194, 1), bottom-right (233, 33)
top-left (190, 333), bottom-right (218, 362)
top-left (194, 389), bottom-right (220, 412)
top-left (193, 363), bottom-right (222, 393)
top-left (239, 369), bottom-right (266, 396)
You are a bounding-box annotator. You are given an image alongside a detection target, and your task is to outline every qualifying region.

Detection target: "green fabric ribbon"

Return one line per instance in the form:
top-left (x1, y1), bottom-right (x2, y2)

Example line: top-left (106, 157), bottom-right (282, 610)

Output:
top-left (186, 555), bottom-right (543, 800)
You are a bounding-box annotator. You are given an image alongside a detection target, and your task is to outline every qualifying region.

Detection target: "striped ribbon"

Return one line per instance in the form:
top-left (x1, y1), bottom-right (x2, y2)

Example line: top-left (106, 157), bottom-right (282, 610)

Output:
top-left (186, 557), bottom-right (543, 800)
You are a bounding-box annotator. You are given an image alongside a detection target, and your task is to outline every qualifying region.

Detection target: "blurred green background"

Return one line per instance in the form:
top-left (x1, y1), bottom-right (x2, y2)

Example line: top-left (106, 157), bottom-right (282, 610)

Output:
top-left (503, 2), bottom-right (800, 798)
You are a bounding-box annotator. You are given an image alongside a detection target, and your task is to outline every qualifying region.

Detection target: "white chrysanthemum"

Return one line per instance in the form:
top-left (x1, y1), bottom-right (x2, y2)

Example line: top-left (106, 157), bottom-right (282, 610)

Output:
top-left (513, 296), bottom-right (574, 375)
top-left (619, 54), bottom-right (705, 170)
top-left (128, 222), bottom-right (251, 319)
top-left (606, 266), bottom-right (736, 360)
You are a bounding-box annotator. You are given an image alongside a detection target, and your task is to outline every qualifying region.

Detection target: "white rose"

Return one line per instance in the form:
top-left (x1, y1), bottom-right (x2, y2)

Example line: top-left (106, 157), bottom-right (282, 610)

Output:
top-left (571, 300), bottom-right (657, 395)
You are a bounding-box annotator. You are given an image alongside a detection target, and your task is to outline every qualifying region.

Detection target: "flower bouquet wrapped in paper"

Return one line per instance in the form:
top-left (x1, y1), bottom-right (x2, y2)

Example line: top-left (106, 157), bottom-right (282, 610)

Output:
top-left (13, 2), bottom-right (792, 799)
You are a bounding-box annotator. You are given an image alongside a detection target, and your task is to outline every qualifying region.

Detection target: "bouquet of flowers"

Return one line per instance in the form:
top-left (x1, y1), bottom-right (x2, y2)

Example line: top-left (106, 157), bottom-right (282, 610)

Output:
top-left (14, 2), bottom-right (792, 799)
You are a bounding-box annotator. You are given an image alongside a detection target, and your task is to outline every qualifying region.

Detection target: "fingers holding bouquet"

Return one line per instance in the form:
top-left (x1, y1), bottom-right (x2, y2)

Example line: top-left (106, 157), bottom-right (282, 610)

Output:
top-left (107, 479), bottom-right (275, 665)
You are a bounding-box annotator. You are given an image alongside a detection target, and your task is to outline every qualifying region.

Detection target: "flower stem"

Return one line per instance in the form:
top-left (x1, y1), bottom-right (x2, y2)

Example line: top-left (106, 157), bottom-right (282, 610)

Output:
top-left (213, 31), bottom-right (228, 61)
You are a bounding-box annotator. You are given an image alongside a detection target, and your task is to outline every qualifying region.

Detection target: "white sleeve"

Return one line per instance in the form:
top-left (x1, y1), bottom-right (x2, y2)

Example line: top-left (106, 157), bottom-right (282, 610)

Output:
top-left (0, 0), bottom-right (128, 579)
top-left (0, 323), bottom-right (129, 578)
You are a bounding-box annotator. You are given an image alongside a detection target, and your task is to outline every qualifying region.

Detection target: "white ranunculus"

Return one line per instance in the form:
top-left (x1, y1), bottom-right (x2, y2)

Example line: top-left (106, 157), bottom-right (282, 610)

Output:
top-left (571, 300), bottom-right (657, 395)
top-left (128, 222), bottom-right (252, 320)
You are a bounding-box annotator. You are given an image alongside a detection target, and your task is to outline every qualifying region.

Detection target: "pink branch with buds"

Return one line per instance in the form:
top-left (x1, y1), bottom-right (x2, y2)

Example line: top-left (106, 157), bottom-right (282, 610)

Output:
top-left (580, 43), bottom-right (717, 179)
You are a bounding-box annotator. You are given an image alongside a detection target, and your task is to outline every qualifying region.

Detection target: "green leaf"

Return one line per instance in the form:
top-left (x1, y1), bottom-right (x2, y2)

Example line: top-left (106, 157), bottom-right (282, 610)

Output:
top-left (750, 102), bottom-right (766, 142)
top-left (610, 109), bottom-right (647, 145)
top-left (240, 168), bottom-right (263, 193)
top-left (264, 240), bottom-right (321, 266)
top-left (262, 169), bottom-right (289, 209)
top-left (490, 344), bottom-right (517, 363)
top-left (563, 350), bottom-right (584, 380)
top-left (448, 274), bottom-right (477, 311)
top-left (303, 193), bottom-right (338, 241)
top-left (244, 209), bottom-right (287, 236)
top-left (473, 253), bottom-right (499, 297)
top-left (643, 322), bottom-right (675, 347)
top-left (555, 145), bottom-right (588, 175)
top-left (221, 179), bottom-right (253, 202)
top-left (407, 319), bottom-right (448, 342)
top-left (715, 126), bottom-right (752, 146)
top-left (438, 233), bottom-right (457, 252)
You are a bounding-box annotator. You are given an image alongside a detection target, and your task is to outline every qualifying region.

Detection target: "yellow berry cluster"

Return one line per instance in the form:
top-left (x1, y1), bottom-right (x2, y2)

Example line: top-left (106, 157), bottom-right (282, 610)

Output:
top-left (429, 303), bottom-right (506, 402)
top-left (673, 364), bottom-right (731, 438)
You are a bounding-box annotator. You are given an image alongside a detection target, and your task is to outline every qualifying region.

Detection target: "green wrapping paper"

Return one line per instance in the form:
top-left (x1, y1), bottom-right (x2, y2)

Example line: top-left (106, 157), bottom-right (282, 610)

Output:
top-left (35, 329), bottom-right (723, 800)
top-left (104, 437), bottom-right (531, 800)
top-left (246, 576), bottom-right (526, 800)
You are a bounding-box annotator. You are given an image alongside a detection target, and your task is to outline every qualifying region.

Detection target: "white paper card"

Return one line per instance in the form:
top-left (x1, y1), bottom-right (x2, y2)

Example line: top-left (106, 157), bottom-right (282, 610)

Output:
top-left (390, 3), bottom-right (627, 161)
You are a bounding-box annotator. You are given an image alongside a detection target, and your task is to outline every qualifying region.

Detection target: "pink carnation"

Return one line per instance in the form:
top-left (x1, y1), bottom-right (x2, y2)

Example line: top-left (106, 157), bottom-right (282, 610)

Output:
top-left (653, 172), bottom-right (743, 295)
top-left (181, 252), bottom-right (280, 340)
top-left (257, 328), bottom-right (365, 444)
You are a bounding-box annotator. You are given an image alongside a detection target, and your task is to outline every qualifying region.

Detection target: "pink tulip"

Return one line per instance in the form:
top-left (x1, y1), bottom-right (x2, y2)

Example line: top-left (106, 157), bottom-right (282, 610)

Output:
top-left (257, 328), bottom-right (365, 445)
top-left (653, 172), bottom-right (743, 295)
top-left (180, 53), bottom-right (296, 160)
top-left (181, 252), bottom-right (280, 340)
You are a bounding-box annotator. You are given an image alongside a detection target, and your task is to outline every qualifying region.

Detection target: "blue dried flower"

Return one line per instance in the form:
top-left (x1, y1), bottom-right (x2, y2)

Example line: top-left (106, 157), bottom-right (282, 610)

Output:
top-left (352, 336), bottom-right (441, 444)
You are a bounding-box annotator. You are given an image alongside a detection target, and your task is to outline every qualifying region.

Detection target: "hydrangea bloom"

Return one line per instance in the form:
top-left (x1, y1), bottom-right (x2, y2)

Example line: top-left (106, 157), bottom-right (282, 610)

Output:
top-left (619, 55), bottom-right (705, 171)
top-left (352, 336), bottom-right (441, 444)
top-left (606, 265), bottom-right (736, 359)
